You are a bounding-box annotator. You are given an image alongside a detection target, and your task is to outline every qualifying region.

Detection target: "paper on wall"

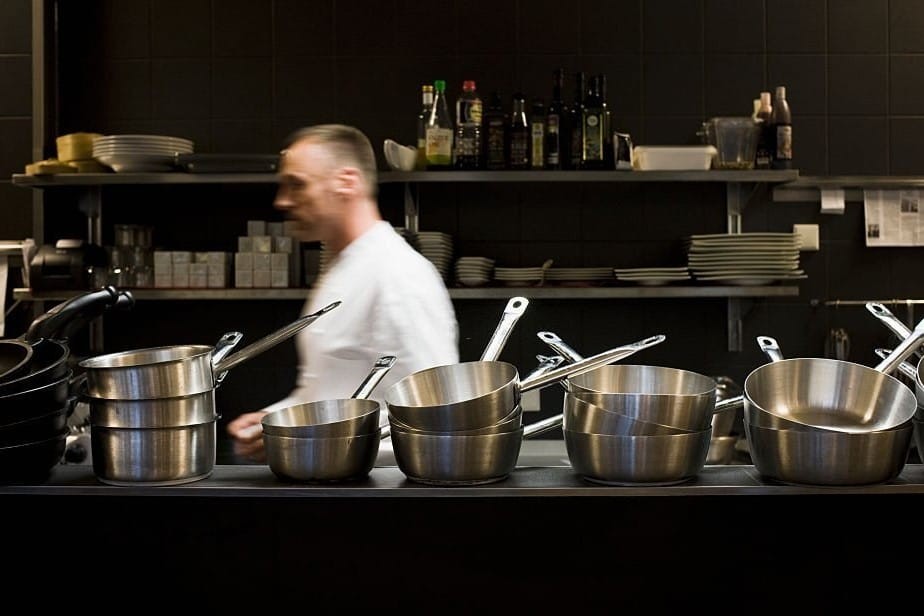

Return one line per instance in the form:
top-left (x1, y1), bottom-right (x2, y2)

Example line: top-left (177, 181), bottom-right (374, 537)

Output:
top-left (864, 189), bottom-right (924, 247)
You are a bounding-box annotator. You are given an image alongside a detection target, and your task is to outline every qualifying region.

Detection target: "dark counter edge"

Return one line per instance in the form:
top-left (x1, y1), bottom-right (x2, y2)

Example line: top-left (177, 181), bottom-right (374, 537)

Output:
top-left (5, 463), bottom-right (924, 497)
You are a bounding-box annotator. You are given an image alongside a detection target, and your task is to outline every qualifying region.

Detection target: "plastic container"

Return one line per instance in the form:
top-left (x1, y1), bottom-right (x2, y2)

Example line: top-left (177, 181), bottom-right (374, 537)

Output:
top-left (633, 146), bottom-right (717, 171)
top-left (707, 117), bottom-right (761, 170)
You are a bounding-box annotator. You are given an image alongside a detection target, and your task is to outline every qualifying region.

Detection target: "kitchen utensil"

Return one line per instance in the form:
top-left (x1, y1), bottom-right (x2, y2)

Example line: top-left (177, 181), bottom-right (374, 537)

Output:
top-left (85, 389), bottom-right (219, 428)
top-left (562, 393), bottom-right (694, 436)
top-left (705, 435), bottom-right (737, 465)
top-left (0, 429), bottom-right (68, 480)
top-left (79, 301), bottom-right (340, 399)
top-left (866, 302), bottom-right (922, 359)
top-left (744, 334), bottom-right (923, 433)
top-left (261, 355), bottom-right (396, 438)
top-left (264, 431), bottom-right (382, 483)
top-left (706, 117), bottom-right (760, 170)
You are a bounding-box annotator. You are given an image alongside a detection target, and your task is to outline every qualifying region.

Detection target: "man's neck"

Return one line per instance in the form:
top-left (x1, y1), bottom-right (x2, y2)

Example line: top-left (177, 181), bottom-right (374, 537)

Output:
top-left (326, 199), bottom-right (382, 254)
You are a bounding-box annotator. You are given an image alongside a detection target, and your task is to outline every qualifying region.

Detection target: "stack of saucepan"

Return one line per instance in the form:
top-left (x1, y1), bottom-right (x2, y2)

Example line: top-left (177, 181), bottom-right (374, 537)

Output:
top-left (0, 286), bottom-right (133, 481)
top-left (260, 354), bottom-right (397, 482)
top-left (76, 301), bottom-right (341, 486)
top-left (742, 311), bottom-right (924, 486)
top-left (537, 332), bottom-right (738, 486)
top-left (384, 297), bottom-right (667, 485)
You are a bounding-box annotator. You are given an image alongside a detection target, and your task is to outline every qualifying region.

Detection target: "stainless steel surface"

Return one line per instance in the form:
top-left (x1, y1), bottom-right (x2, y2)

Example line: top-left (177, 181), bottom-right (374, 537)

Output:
top-left (385, 342), bottom-right (664, 432)
top-left (388, 406), bottom-right (523, 436)
top-left (706, 435), bottom-right (738, 464)
top-left (563, 393), bottom-right (694, 436)
top-left (745, 421), bottom-right (913, 486)
top-left (536, 331), bottom-right (584, 363)
top-left (480, 297), bottom-right (528, 361)
top-left (745, 335), bottom-right (921, 433)
top-left (211, 331), bottom-right (244, 386)
top-left (563, 427), bottom-right (712, 486)
top-left (86, 389), bottom-right (217, 428)
top-left (90, 420), bottom-right (216, 486)
top-left (264, 431), bottom-right (381, 483)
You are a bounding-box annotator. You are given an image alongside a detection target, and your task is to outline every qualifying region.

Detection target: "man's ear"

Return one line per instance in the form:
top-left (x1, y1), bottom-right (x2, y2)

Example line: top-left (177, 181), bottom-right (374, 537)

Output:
top-left (334, 167), bottom-right (362, 197)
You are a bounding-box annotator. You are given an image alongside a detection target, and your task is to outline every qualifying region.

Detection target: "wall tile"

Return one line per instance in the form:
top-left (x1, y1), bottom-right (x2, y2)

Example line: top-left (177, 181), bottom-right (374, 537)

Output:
top-left (457, 184), bottom-right (521, 241)
top-left (643, 54), bottom-right (704, 116)
top-left (334, 0), bottom-right (397, 56)
top-left (210, 119), bottom-right (274, 153)
top-left (0, 181), bottom-right (32, 239)
top-left (99, 0), bottom-right (151, 58)
top-left (828, 55), bottom-right (887, 115)
top-left (704, 0), bottom-right (764, 53)
top-left (890, 55), bottom-right (924, 116)
top-left (641, 116), bottom-right (706, 146)
top-left (334, 57), bottom-right (401, 152)
top-left (890, 247), bottom-right (924, 297)
top-left (791, 116), bottom-right (827, 176)
top-left (580, 0), bottom-right (641, 54)
top-left (150, 119), bottom-right (211, 152)
top-left (519, 186), bottom-right (582, 241)
top-left (97, 60), bottom-right (153, 120)
top-left (213, 0), bottom-right (272, 57)
top-left (0, 0), bottom-right (30, 54)
top-left (890, 0), bottom-right (924, 53)
top-left (455, 0), bottom-right (516, 54)
top-left (0, 57), bottom-right (32, 116)
top-left (151, 0), bottom-right (211, 57)
top-left (580, 55), bottom-right (641, 115)
top-left (828, 0), bottom-right (887, 53)
top-left (767, 0), bottom-right (825, 53)
top-left (519, 0), bottom-right (581, 54)
top-left (767, 54), bottom-right (825, 115)
top-left (0, 119), bottom-right (31, 178)
top-left (275, 0), bottom-right (334, 56)
top-left (890, 119), bottom-right (924, 175)
top-left (828, 118), bottom-right (888, 176)
top-left (212, 59), bottom-right (272, 118)
top-left (454, 56), bottom-right (513, 117)
top-left (274, 57), bottom-right (337, 122)
top-left (152, 59), bottom-right (210, 119)
top-left (393, 0), bottom-right (457, 57)
top-left (642, 0), bottom-right (703, 53)
top-left (704, 54), bottom-right (764, 116)
top-left (826, 240), bottom-right (892, 299)
top-left (517, 55), bottom-right (580, 109)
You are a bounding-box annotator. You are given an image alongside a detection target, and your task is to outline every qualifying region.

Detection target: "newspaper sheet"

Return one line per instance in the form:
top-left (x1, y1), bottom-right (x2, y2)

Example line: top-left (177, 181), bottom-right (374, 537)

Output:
top-left (864, 189), bottom-right (924, 246)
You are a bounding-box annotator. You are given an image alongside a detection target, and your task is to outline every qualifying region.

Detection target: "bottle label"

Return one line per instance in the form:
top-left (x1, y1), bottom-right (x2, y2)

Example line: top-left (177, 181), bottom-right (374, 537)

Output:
top-left (775, 125), bottom-right (792, 160)
top-left (510, 133), bottom-right (529, 168)
top-left (426, 127), bottom-right (453, 165)
top-left (487, 121), bottom-right (506, 168)
top-left (458, 99), bottom-right (482, 125)
top-left (583, 112), bottom-right (605, 162)
top-left (546, 114), bottom-right (560, 166)
top-left (531, 122), bottom-right (545, 168)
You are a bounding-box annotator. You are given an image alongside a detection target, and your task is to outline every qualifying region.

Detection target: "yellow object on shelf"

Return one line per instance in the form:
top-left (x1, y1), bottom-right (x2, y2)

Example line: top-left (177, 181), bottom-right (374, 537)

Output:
top-left (56, 132), bottom-right (101, 162)
top-left (25, 158), bottom-right (78, 175)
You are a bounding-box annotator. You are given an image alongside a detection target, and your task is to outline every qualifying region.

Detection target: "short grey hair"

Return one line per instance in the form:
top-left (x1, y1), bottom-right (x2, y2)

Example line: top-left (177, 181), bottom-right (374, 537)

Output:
top-left (281, 124), bottom-right (378, 198)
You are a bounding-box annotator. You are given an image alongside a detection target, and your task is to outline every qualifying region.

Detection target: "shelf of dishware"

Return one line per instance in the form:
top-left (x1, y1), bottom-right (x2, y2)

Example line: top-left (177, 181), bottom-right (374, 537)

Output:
top-left (11, 172), bottom-right (278, 187)
top-left (13, 285), bottom-right (799, 302)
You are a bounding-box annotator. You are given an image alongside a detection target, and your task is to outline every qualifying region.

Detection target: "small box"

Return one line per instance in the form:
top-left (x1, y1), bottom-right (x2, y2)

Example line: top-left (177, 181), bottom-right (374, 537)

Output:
top-left (253, 269), bottom-right (271, 288)
top-left (207, 272), bottom-right (227, 288)
top-left (234, 270), bottom-right (253, 288)
top-left (190, 262), bottom-right (208, 277)
top-left (247, 220), bottom-right (267, 236)
top-left (271, 269), bottom-right (289, 288)
top-left (172, 262), bottom-right (190, 276)
top-left (153, 251), bottom-right (173, 268)
top-left (194, 252), bottom-right (210, 264)
top-left (253, 253), bottom-right (272, 271)
top-left (267, 222), bottom-right (284, 237)
top-left (173, 272), bottom-right (190, 288)
top-left (270, 252), bottom-right (289, 270)
top-left (154, 273), bottom-right (173, 288)
top-left (171, 251), bottom-right (192, 264)
top-left (207, 263), bottom-right (227, 277)
top-left (235, 252), bottom-right (253, 271)
top-left (154, 261), bottom-right (172, 276)
top-left (207, 251), bottom-right (227, 266)
top-left (283, 220), bottom-right (298, 236)
top-left (252, 235), bottom-right (273, 253)
top-left (238, 237), bottom-right (253, 253)
top-left (190, 273), bottom-right (208, 288)
top-left (273, 236), bottom-right (294, 253)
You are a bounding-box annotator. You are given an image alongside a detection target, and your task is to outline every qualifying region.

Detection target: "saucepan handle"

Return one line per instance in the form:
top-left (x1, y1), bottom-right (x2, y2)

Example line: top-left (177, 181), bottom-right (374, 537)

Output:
top-left (536, 331), bottom-right (585, 363)
top-left (756, 336), bottom-right (785, 362)
top-left (875, 348), bottom-right (919, 381)
top-left (523, 413), bottom-right (563, 439)
top-left (480, 296), bottom-right (529, 362)
top-left (873, 314), bottom-right (924, 375)
top-left (211, 331), bottom-right (244, 387)
top-left (352, 355), bottom-right (397, 400)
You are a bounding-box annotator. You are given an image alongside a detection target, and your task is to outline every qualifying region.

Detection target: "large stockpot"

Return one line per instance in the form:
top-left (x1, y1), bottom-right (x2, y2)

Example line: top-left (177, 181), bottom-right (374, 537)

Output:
top-left (384, 336), bottom-right (666, 432)
top-left (261, 355), bottom-right (396, 439)
top-left (90, 420), bottom-right (216, 486)
top-left (79, 301), bottom-right (340, 399)
top-left (744, 334), bottom-right (923, 433)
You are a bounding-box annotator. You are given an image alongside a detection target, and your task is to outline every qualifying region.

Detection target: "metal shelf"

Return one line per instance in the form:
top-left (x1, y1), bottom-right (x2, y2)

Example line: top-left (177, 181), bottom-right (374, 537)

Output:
top-left (14, 285), bottom-right (799, 302)
top-left (11, 172), bottom-right (277, 187)
top-left (772, 174), bottom-right (924, 203)
top-left (380, 170), bottom-right (800, 183)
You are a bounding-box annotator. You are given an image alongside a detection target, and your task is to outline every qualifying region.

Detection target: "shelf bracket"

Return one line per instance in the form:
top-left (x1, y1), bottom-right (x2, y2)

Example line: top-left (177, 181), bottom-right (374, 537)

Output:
top-left (77, 186), bottom-right (103, 245)
top-left (726, 182), bottom-right (759, 234)
top-left (403, 183), bottom-right (418, 234)
top-left (727, 297), bottom-right (753, 352)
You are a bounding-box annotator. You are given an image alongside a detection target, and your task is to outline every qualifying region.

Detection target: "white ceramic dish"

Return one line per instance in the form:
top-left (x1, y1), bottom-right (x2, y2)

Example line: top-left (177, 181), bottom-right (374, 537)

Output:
top-left (633, 145), bottom-right (717, 171)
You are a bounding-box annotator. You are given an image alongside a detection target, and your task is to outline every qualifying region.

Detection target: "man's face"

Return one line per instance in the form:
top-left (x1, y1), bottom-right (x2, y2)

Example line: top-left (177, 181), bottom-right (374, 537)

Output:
top-left (274, 140), bottom-right (341, 242)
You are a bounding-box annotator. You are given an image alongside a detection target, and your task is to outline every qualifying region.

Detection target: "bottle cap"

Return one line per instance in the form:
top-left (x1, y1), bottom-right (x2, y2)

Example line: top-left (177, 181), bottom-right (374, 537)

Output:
top-left (760, 91), bottom-right (771, 105)
top-left (463, 80), bottom-right (476, 91)
top-left (434, 80), bottom-right (446, 92)
top-left (775, 85), bottom-right (786, 98)
top-left (422, 84), bottom-right (433, 92)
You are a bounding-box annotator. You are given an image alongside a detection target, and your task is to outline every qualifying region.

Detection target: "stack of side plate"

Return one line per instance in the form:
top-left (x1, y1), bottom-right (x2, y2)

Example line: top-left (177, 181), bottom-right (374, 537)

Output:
top-left (687, 232), bottom-right (806, 285)
top-left (92, 134), bottom-right (194, 172)
top-left (614, 266), bottom-right (691, 286)
top-left (544, 267), bottom-right (614, 286)
top-left (455, 256), bottom-right (495, 287)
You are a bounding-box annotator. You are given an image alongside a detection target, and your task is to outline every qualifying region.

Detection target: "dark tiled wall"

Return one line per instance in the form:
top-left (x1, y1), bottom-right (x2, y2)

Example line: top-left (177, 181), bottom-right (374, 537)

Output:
top-left (8, 0), bottom-right (924, 441)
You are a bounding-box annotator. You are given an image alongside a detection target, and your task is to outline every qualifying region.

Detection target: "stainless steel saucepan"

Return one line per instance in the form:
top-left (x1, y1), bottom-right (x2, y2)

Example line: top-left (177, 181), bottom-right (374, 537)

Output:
top-left (79, 301), bottom-right (341, 399)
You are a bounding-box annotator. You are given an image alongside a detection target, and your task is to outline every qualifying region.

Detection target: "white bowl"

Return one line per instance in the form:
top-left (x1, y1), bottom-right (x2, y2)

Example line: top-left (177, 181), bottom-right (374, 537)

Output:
top-left (384, 139), bottom-right (417, 171)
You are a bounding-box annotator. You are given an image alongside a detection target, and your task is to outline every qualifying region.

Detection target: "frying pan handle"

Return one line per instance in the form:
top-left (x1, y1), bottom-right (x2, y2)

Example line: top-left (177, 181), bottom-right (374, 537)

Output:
top-left (480, 297), bottom-right (529, 362)
top-left (519, 335), bottom-right (667, 393)
top-left (523, 413), bottom-right (563, 439)
top-left (24, 286), bottom-right (121, 342)
top-left (873, 316), bottom-right (924, 375)
top-left (712, 394), bottom-right (744, 414)
top-left (866, 303), bottom-right (921, 358)
top-left (211, 332), bottom-right (244, 387)
top-left (351, 355), bottom-right (397, 400)
top-left (213, 300), bottom-right (341, 374)
top-left (875, 348), bottom-right (919, 381)
top-left (536, 331), bottom-right (585, 363)
top-left (756, 336), bottom-right (784, 362)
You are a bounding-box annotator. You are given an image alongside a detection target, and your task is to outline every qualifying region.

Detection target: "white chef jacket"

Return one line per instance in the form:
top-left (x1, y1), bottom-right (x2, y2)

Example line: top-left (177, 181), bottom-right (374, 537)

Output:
top-left (260, 221), bottom-right (459, 426)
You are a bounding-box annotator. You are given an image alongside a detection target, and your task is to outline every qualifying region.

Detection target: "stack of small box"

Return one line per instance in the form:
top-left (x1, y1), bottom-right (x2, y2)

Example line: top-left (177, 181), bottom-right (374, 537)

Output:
top-left (154, 250), bottom-right (231, 288)
top-left (235, 219), bottom-right (301, 288)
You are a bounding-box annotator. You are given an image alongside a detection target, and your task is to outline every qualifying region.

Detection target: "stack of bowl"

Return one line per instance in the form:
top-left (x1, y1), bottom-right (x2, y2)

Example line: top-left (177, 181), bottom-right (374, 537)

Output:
top-left (261, 356), bottom-right (395, 483)
top-left (743, 336), bottom-right (920, 486)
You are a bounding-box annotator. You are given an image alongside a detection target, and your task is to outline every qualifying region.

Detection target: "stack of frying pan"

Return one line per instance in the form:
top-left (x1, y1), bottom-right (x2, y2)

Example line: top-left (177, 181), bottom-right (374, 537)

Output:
top-left (0, 286), bottom-right (132, 481)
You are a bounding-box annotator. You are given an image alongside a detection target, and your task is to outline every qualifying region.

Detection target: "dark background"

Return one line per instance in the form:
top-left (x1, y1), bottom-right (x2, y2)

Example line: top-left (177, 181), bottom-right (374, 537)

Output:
top-left (3, 0), bottom-right (924, 460)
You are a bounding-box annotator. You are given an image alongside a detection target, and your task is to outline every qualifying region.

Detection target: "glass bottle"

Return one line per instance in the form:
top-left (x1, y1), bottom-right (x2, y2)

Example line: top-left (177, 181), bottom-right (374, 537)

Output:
top-left (416, 84), bottom-right (433, 170)
top-left (545, 68), bottom-right (566, 169)
top-left (529, 98), bottom-right (546, 170)
top-left (770, 85), bottom-right (792, 170)
top-left (581, 75), bottom-right (606, 169)
top-left (755, 91), bottom-right (773, 170)
top-left (568, 71), bottom-right (585, 169)
top-left (484, 91), bottom-right (507, 170)
top-left (454, 80), bottom-right (483, 169)
top-left (425, 79), bottom-right (453, 169)
top-left (507, 93), bottom-right (530, 170)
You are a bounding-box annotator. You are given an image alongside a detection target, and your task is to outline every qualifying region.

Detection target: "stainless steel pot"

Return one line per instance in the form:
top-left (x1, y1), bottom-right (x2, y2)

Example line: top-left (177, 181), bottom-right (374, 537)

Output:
top-left (384, 336), bottom-right (666, 432)
top-left (562, 392), bottom-right (694, 436)
top-left (86, 389), bottom-right (218, 428)
top-left (91, 419), bottom-right (216, 486)
top-left (745, 335), bottom-right (923, 433)
top-left (264, 430), bottom-right (381, 483)
top-left (79, 301), bottom-right (340, 399)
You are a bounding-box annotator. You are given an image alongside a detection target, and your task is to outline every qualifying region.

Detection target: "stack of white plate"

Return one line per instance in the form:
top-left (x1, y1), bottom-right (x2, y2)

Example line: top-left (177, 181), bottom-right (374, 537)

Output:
top-left (494, 264), bottom-right (550, 287)
top-left (416, 231), bottom-right (454, 279)
top-left (545, 267), bottom-right (614, 286)
top-left (92, 134), bottom-right (194, 172)
top-left (455, 257), bottom-right (495, 287)
top-left (614, 266), bottom-right (691, 285)
top-left (687, 233), bottom-right (806, 285)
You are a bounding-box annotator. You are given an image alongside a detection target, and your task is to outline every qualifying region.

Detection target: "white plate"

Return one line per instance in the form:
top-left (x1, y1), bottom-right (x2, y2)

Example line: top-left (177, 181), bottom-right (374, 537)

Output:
top-left (689, 232), bottom-right (798, 240)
